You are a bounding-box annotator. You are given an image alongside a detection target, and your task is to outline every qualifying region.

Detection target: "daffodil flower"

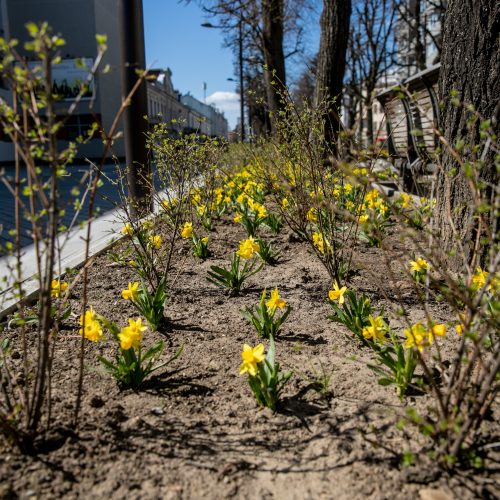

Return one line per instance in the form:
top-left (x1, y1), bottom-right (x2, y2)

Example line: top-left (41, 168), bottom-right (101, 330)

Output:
top-left (51, 279), bottom-right (68, 298)
top-left (266, 288), bottom-right (286, 312)
top-left (181, 222), bottom-right (193, 239)
top-left (403, 322), bottom-right (428, 351)
top-left (428, 323), bottom-right (447, 344)
top-left (362, 315), bottom-right (387, 343)
top-left (471, 267), bottom-right (488, 290)
top-left (306, 207), bottom-right (317, 222)
top-left (121, 223), bottom-right (134, 236)
top-left (239, 343), bottom-right (266, 376)
top-left (409, 257), bottom-right (430, 273)
top-left (79, 307), bottom-right (102, 342)
top-left (236, 237), bottom-right (260, 260)
top-left (122, 282), bottom-right (140, 301)
top-left (328, 281), bottom-right (347, 305)
top-left (149, 234), bottom-right (162, 249)
top-left (118, 318), bottom-right (147, 350)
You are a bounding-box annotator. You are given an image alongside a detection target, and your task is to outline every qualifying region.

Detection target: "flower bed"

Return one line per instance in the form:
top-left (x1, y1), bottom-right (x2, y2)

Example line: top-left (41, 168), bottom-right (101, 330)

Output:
top-left (1, 207), bottom-right (497, 498)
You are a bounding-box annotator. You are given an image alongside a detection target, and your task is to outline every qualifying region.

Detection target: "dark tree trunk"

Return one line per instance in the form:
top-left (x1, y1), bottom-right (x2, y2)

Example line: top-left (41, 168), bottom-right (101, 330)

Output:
top-left (366, 102), bottom-right (374, 145)
top-left (314, 0), bottom-right (352, 152)
top-left (262, 0), bottom-right (286, 130)
top-left (413, 0), bottom-right (427, 70)
top-left (435, 0), bottom-right (499, 269)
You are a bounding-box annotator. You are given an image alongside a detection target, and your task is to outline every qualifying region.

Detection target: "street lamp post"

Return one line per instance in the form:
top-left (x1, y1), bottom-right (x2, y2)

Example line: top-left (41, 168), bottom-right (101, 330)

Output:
top-left (201, 18), bottom-right (245, 142)
top-left (118, 0), bottom-right (152, 215)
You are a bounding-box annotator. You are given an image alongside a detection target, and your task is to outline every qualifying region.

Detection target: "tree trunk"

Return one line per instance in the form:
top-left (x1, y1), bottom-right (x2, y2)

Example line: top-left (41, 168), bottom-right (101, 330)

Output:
top-left (413, 0), bottom-right (427, 70)
top-left (314, 0), bottom-right (352, 153)
top-left (262, 0), bottom-right (286, 130)
top-left (435, 0), bottom-right (499, 270)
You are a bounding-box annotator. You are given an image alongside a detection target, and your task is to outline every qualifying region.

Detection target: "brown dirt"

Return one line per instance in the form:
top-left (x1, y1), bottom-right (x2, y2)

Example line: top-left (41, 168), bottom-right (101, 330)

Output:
top-left (0, 217), bottom-right (497, 499)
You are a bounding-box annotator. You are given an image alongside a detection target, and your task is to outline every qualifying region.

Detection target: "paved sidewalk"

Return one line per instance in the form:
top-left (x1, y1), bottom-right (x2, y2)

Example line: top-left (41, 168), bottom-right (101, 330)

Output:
top-left (0, 205), bottom-right (126, 319)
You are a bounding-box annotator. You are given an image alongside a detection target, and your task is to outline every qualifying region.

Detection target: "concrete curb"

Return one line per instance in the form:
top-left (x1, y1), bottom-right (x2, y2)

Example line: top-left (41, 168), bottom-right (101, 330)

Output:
top-left (0, 206), bottom-right (126, 320)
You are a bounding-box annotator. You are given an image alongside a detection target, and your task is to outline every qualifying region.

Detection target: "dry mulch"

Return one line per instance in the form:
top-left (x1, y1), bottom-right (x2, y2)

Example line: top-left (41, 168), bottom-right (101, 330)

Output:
top-left (0, 216), bottom-right (497, 499)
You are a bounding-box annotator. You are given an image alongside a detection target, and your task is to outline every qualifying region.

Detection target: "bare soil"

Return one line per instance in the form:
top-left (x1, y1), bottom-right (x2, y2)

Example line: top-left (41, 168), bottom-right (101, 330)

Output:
top-left (0, 217), bottom-right (497, 499)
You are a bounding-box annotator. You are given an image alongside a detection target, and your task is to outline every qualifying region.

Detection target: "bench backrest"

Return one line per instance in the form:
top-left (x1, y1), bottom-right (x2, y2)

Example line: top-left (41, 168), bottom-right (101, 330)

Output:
top-left (376, 65), bottom-right (440, 164)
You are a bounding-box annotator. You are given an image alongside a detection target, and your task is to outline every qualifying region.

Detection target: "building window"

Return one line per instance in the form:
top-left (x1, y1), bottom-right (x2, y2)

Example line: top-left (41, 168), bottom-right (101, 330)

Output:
top-left (59, 114), bottom-right (101, 141)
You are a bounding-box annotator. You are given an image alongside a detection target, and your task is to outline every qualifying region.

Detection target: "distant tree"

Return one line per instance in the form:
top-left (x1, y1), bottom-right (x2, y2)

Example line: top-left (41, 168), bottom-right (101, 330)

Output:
top-left (293, 54), bottom-right (317, 107)
top-left (435, 0), bottom-right (499, 269)
top-left (194, 0), bottom-right (313, 134)
top-left (314, 0), bottom-right (352, 153)
top-left (262, 0), bottom-right (286, 126)
top-left (393, 0), bottom-right (447, 75)
top-left (345, 0), bottom-right (396, 145)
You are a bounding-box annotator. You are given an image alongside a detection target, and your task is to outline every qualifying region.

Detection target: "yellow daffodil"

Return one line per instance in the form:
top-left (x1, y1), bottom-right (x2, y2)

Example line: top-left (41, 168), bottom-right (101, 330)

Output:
top-left (247, 198), bottom-right (256, 211)
top-left (197, 204), bottom-right (207, 216)
top-left (82, 320), bottom-right (103, 342)
top-left (256, 205), bottom-right (267, 219)
top-left (455, 324), bottom-right (464, 336)
top-left (181, 222), bottom-right (193, 239)
top-left (79, 307), bottom-right (102, 342)
top-left (118, 318), bottom-right (147, 350)
top-left (428, 323), bottom-right (447, 343)
top-left (312, 231), bottom-right (330, 254)
top-left (121, 223), bottom-right (134, 236)
top-left (362, 315), bottom-right (387, 343)
top-left (403, 322), bottom-right (428, 351)
top-left (122, 282), bottom-right (140, 301)
top-left (365, 189), bottom-right (379, 203)
top-left (234, 213), bottom-right (242, 223)
top-left (306, 207), bottom-right (317, 222)
top-left (201, 236), bottom-right (209, 244)
top-left (358, 214), bottom-right (369, 224)
top-left (236, 237), bottom-right (260, 260)
top-left (400, 193), bottom-right (412, 209)
top-left (149, 234), bottom-right (162, 249)
top-left (239, 343), bottom-right (266, 376)
top-left (471, 267), bottom-right (488, 290)
top-left (236, 193), bottom-right (248, 205)
top-left (281, 198), bottom-right (289, 209)
top-left (344, 183), bottom-right (353, 194)
top-left (51, 279), bottom-right (68, 298)
top-left (353, 167), bottom-right (368, 177)
top-left (376, 201), bottom-right (389, 216)
top-left (328, 281), bottom-right (347, 305)
top-left (266, 288), bottom-right (286, 312)
top-left (410, 257), bottom-right (430, 273)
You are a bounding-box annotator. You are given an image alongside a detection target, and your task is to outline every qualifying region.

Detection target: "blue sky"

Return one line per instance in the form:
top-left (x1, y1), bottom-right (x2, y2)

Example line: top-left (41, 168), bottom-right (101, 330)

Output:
top-left (143, 1), bottom-right (321, 130)
top-left (143, 1), bottom-right (240, 128)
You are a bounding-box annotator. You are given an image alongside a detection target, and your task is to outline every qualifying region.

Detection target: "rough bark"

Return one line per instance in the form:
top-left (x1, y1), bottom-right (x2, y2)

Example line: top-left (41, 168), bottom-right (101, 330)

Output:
top-left (435, 0), bottom-right (499, 269)
top-left (314, 0), bottom-right (352, 151)
top-left (262, 0), bottom-right (287, 129)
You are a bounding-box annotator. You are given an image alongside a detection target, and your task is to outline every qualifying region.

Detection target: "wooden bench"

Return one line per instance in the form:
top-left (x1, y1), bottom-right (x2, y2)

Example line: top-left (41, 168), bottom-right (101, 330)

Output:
top-left (376, 64), bottom-right (440, 195)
